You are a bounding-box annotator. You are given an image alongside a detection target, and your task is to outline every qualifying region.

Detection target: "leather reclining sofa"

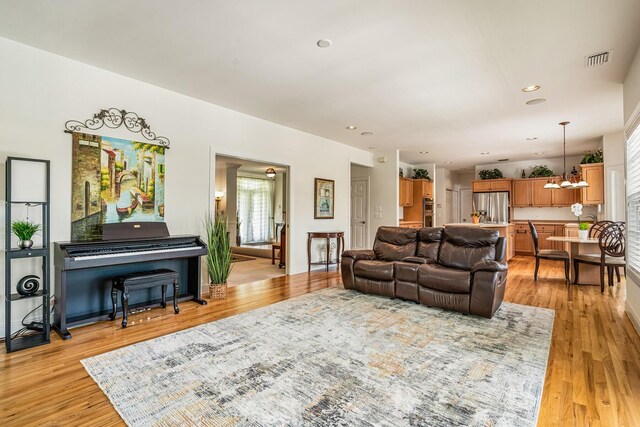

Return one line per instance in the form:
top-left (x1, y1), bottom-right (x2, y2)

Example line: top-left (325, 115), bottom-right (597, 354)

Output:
top-left (341, 226), bottom-right (508, 318)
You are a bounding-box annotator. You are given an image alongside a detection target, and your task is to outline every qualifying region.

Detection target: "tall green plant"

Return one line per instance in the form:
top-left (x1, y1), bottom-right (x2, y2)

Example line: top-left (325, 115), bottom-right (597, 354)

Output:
top-left (205, 214), bottom-right (233, 284)
top-left (11, 220), bottom-right (40, 240)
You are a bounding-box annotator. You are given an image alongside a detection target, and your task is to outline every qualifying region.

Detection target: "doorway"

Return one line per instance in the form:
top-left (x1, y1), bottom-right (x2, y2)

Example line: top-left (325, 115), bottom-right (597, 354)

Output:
top-left (350, 177), bottom-right (369, 249)
top-left (446, 189), bottom-right (459, 223)
top-left (459, 188), bottom-right (473, 223)
top-left (214, 154), bottom-right (289, 287)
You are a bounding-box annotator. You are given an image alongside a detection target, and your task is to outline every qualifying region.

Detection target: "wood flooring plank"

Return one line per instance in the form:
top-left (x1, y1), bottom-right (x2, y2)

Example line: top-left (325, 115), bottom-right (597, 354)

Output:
top-left (1, 257), bottom-right (640, 426)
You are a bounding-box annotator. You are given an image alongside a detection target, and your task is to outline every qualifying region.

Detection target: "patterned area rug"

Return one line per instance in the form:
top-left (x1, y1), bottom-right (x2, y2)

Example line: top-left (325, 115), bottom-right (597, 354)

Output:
top-left (231, 254), bottom-right (256, 263)
top-left (82, 288), bottom-right (554, 426)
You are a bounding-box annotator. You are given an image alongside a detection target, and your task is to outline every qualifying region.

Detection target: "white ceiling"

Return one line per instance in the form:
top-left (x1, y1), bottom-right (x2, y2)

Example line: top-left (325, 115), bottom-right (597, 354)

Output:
top-left (1, 0), bottom-right (639, 169)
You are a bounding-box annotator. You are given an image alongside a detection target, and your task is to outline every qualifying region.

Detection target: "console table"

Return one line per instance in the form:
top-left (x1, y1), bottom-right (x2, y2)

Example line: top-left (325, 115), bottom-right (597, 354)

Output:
top-left (307, 231), bottom-right (345, 272)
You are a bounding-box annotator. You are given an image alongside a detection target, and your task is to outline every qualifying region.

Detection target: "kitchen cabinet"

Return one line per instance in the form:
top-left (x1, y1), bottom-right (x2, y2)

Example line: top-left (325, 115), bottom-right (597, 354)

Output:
top-left (580, 163), bottom-right (604, 205)
top-left (399, 221), bottom-right (422, 229)
top-left (531, 179), bottom-right (552, 206)
top-left (512, 180), bottom-right (532, 207)
top-left (472, 179), bottom-right (512, 192)
top-left (534, 224), bottom-right (556, 251)
top-left (507, 225), bottom-right (516, 260)
top-left (513, 221), bottom-right (570, 255)
top-left (414, 179), bottom-right (433, 198)
top-left (399, 178), bottom-right (414, 207)
top-left (554, 225), bottom-right (566, 251)
top-left (512, 178), bottom-right (580, 207)
top-left (514, 223), bottom-right (532, 254)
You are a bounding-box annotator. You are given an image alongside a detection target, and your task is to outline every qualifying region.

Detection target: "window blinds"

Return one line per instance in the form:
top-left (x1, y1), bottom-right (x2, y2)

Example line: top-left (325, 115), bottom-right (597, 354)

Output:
top-left (627, 127), bottom-right (640, 280)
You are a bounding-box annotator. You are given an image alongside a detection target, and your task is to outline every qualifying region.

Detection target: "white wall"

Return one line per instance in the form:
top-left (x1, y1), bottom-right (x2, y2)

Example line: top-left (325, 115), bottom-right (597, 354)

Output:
top-left (475, 155), bottom-right (587, 180)
top-left (367, 151), bottom-right (400, 244)
top-left (624, 46), bottom-right (640, 335)
top-left (0, 37), bottom-right (373, 336)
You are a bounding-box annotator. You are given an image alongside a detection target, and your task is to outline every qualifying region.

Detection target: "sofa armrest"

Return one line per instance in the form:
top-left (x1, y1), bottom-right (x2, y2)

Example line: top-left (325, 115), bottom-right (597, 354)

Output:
top-left (470, 269), bottom-right (508, 318)
top-left (342, 250), bottom-right (376, 261)
top-left (401, 256), bottom-right (434, 265)
top-left (471, 260), bottom-right (508, 273)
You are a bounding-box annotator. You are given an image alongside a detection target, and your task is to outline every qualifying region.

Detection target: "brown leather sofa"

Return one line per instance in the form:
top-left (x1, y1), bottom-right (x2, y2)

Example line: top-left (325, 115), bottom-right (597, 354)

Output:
top-left (341, 226), bottom-right (508, 318)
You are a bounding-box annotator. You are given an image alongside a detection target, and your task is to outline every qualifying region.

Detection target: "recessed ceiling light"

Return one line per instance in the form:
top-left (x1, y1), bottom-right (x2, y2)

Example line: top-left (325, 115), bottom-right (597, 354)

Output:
top-left (480, 152), bottom-right (490, 155)
top-left (521, 85), bottom-right (540, 92)
top-left (526, 137), bottom-right (538, 140)
top-left (420, 151), bottom-right (429, 154)
top-left (360, 131), bottom-right (373, 136)
top-left (316, 39), bottom-right (332, 48)
top-left (445, 161), bottom-right (452, 164)
top-left (346, 125), bottom-right (357, 130)
top-left (534, 152), bottom-right (544, 155)
top-left (526, 98), bottom-right (546, 105)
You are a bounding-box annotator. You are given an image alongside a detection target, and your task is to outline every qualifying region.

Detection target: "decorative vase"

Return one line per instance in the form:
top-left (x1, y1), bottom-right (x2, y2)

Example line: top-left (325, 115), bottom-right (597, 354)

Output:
top-left (471, 216), bottom-right (480, 224)
top-left (17, 239), bottom-right (33, 249)
top-left (209, 282), bottom-right (228, 300)
top-left (578, 230), bottom-right (589, 240)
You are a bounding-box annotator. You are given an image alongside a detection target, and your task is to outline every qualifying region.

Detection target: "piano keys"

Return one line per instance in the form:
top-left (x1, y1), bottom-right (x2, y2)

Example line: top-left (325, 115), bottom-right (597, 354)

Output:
top-left (53, 222), bottom-right (207, 339)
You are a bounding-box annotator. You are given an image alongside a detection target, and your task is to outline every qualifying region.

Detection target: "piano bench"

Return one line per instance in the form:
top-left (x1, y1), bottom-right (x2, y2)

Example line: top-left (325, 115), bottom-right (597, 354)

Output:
top-left (109, 269), bottom-right (180, 328)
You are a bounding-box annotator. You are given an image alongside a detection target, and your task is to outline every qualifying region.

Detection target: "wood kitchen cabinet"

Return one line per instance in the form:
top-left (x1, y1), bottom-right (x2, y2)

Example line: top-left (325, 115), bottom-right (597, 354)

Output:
top-left (472, 179), bottom-right (512, 192)
top-left (580, 163), bottom-right (604, 205)
top-left (512, 178), bottom-right (580, 207)
top-left (512, 180), bottom-right (532, 207)
top-left (414, 179), bottom-right (433, 198)
top-left (399, 178), bottom-right (414, 207)
top-left (513, 221), bottom-right (568, 255)
top-left (514, 223), bottom-right (532, 254)
top-left (507, 225), bottom-right (516, 260)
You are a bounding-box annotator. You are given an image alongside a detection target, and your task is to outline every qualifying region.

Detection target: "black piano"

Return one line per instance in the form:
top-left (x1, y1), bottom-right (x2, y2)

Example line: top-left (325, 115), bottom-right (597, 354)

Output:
top-left (53, 222), bottom-right (207, 339)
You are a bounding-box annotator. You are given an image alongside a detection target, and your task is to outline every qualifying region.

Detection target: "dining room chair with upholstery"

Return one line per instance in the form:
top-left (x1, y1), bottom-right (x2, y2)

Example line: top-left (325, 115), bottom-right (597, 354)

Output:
top-left (529, 221), bottom-right (571, 284)
top-left (573, 222), bottom-right (626, 292)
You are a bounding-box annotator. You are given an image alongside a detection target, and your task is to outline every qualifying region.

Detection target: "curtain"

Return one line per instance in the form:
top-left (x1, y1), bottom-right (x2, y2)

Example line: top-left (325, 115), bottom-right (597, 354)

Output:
top-left (627, 126), bottom-right (640, 281)
top-left (237, 177), bottom-right (272, 243)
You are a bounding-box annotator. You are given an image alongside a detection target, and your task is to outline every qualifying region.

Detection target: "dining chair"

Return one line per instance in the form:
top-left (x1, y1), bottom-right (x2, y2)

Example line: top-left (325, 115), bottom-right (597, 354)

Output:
top-left (573, 222), bottom-right (626, 292)
top-left (588, 220), bottom-right (624, 281)
top-left (528, 221), bottom-right (570, 284)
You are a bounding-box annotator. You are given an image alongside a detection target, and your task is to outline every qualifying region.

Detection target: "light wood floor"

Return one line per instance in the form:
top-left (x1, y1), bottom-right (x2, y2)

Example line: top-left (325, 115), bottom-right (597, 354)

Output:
top-left (1, 256), bottom-right (639, 426)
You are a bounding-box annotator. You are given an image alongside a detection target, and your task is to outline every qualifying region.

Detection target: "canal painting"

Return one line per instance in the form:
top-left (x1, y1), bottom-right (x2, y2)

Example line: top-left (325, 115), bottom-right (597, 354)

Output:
top-left (70, 132), bottom-right (166, 241)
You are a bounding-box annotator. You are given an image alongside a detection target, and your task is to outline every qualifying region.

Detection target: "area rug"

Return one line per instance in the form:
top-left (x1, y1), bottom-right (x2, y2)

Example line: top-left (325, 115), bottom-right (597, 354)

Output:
top-left (82, 288), bottom-right (554, 426)
top-left (231, 254), bottom-right (256, 263)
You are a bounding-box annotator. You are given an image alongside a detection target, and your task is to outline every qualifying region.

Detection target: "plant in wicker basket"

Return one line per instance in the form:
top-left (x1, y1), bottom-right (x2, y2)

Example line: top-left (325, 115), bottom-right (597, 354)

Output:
top-left (205, 213), bottom-right (233, 300)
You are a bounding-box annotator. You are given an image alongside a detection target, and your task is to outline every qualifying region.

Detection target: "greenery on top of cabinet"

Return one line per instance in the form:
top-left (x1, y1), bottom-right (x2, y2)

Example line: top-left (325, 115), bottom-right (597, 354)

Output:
top-left (478, 168), bottom-right (504, 180)
top-left (580, 148), bottom-right (603, 164)
top-left (528, 165), bottom-right (554, 178)
top-left (412, 168), bottom-right (432, 181)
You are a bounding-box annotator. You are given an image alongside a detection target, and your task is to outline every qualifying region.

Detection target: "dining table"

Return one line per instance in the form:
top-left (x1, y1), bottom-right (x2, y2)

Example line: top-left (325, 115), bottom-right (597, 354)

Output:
top-left (546, 236), bottom-right (600, 284)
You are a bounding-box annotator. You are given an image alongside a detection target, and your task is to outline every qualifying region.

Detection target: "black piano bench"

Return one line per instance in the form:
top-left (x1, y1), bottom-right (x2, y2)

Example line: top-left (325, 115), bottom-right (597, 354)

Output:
top-left (109, 269), bottom-right (180, 328)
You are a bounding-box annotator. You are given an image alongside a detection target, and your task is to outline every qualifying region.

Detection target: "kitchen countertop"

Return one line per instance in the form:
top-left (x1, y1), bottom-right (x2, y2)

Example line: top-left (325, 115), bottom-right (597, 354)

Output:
top-left (445, 222), bottom-right (513, 228)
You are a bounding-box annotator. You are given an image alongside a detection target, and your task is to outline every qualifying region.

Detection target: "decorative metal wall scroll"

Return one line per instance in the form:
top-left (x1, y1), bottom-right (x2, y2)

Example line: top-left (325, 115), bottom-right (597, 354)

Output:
top-left (64, 108), bottom-right (170, 147)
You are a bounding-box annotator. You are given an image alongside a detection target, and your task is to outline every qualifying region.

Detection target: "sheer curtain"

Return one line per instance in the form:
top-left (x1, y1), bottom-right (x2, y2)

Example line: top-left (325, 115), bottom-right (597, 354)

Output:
top-left (237, 177), bottom-right (272, 243)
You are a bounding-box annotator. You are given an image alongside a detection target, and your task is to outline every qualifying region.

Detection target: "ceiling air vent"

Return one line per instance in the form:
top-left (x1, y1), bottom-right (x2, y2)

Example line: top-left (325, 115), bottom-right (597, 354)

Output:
top-left (498, 159), bottom-right (509, 162)
top-left (585, 50), bottom-right (611, 67)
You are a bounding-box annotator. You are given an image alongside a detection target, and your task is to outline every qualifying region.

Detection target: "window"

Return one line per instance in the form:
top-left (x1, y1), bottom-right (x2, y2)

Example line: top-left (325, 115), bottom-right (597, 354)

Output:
top-left (627, 126), bottom-right (640, 281)
top-left (237, 177), bottom-right (272, 243)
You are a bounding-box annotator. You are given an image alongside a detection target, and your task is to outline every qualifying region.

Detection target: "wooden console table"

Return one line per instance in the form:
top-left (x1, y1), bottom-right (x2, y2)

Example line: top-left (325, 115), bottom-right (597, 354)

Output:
top-left (307, 231), bottom-right (345, 272)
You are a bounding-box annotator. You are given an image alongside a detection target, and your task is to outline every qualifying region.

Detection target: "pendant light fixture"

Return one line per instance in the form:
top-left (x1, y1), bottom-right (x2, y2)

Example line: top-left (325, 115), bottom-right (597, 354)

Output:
top-left (265, 168), bottom-right (276, 178)
top-left (544, 121), bottom-right (589, 190)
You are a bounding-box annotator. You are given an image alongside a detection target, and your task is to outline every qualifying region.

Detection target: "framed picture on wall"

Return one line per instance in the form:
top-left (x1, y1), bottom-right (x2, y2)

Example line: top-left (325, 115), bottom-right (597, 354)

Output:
top-left (314, 178), bottom-right (334, 219)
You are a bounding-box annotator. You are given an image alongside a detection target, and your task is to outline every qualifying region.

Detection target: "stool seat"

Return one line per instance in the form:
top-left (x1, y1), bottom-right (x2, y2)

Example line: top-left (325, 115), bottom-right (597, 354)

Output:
top-left (110, 269), bottom-right (180, 328)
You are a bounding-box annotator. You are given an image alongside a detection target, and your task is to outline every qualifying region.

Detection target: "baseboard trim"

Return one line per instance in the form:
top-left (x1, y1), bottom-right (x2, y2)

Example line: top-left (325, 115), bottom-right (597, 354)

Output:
top-left (626, 300), bottom-right (640, 337)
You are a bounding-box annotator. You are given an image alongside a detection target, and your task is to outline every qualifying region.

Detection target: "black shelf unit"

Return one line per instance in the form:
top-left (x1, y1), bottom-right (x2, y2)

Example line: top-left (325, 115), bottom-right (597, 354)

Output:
top-left (4, 157), bottom-right (51, 353)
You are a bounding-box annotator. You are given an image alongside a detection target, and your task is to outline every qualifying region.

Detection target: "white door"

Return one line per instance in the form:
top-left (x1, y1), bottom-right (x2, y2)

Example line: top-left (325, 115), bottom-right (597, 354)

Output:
top-left (446, 189), bottom-right (459, 223)
top-left (459, 189), bottom-right (473, 223)
top-left (350, 178), bottom-right (369, 249)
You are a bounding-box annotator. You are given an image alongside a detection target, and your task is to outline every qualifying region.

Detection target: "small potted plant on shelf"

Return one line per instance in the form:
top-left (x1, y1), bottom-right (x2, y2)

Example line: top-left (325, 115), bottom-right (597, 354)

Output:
top-left (470, 211), bottom-right (481, 224)
top-left (478, 169), bottom-right (504, 180)
top-left (570, 203), bottom-right (589, 239)
top-left (11, 220), bottom-right (40, 249)
top-left (204, 213), bottom-right (233, 300)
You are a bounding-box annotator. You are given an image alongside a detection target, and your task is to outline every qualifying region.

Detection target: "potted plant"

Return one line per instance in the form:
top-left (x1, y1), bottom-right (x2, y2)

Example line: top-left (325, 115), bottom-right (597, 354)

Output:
top-left (580, 148), bottom-right (603, 164)
top-left (528, 165), bottom-right (554, 178)
top-left (11, 220), bottom-right (40, 249)
top-left (412, 168), bottom-right (432, 181)
top-left (570, 203), bottom-right (589, 239)
top-left (478, 169), bottom-right (504, 180)
top-left (204, 213), bottom-right (233, 300)
top-left (470, 211), bottom-right (481, 224)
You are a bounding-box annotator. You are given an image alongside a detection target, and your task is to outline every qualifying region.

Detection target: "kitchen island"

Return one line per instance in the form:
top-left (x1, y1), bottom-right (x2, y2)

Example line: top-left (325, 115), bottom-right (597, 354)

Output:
top-left (444, 222), bottom-right (515, 261)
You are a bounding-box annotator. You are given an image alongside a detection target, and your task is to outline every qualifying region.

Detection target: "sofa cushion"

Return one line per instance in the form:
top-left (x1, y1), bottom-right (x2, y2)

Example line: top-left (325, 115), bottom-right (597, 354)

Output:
top-left (353, 260), bottom-right (394, 281)
top-left (418, 264), bottom-right (471, 294)
top-left (438, 226), bottom-right (498, 270)
top-left (416, 227), bottom-right (443, 261)
top-left (373, 227), bottom-right (418, 261)
top-left (353, 277), bottom-right (395, 298)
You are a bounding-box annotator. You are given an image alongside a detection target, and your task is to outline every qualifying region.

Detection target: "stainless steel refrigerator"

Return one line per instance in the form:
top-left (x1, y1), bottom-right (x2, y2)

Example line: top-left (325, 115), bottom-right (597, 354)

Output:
top-left (472, 192), bottom-right (510, 224)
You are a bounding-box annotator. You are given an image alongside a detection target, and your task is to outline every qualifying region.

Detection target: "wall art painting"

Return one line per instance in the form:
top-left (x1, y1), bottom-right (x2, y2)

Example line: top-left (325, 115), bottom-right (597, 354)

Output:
top-left (314, 178), bottom-right (334, 219)
top-left (70, 132), bottom-right (165, 240)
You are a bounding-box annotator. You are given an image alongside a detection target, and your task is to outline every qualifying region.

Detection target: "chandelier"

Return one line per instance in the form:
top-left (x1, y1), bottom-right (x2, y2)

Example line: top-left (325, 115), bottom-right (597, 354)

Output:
top-left (544, 121), bottom-right (589, 189)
